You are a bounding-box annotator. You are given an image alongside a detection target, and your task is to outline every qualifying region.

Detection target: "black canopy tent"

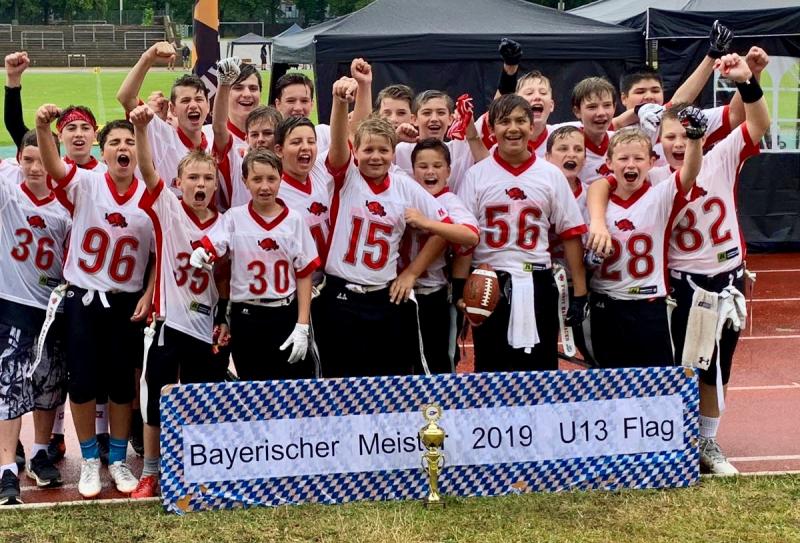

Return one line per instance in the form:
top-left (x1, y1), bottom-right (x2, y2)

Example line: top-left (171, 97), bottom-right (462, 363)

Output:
top-left (270, 0), bottom-right (645, 123)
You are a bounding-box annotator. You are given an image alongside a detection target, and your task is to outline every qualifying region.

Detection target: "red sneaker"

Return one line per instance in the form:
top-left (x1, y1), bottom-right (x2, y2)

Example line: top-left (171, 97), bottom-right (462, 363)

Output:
top-left (131, 475), bottom-right (158, 499)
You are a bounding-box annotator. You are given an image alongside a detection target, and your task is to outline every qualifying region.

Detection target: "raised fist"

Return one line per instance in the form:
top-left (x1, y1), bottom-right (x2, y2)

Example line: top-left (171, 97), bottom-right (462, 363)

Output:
top-left (149, 41), bottom-right (176, 63)
top-left (350, 57), bottom-right (372, 85)
top-left (35, 104), bottom-right (61, 128)
top-left (4, 52), bottom-right (30, 77)
top-left (635, 103), bottom-right (665, 144)
top-left (714, 53), bottom-right (752, 83)
top-left (216, 56), bottom-right (241, 86)
top-left (745, 46), bottom-right (769, 76)
top-left (678, 106), bottom-right (708, 140)
top-left (146, 90), bottom-right (169, 121)
top-left (129, 104), bottom-right (154, 127)
top-left (707, 20), bottom-right (733, 59)
top-left (332, 76), bottom-right (358, 104)
top-left (498, 38), bottom-right (523, 66)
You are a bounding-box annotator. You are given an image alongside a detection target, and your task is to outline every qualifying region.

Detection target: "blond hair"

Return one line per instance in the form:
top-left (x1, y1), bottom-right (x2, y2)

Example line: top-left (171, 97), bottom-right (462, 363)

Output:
top-left (516, 70), bottom-right (552, 93)
top-left (607, 128), bottom-right (652, 159)
top-left (177, 149), bottom-right (216, 178)
top-left (353, 116), bottom-right (397, 150)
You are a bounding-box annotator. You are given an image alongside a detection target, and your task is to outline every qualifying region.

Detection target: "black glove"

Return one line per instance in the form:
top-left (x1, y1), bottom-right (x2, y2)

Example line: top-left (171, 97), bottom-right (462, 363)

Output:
top-left (707, 20), bottom-right (733, 59)
top-left (678, 106), bottom-right (708, 140)
top-left (565, 295), bottom-right (588, 327)
top-left (498, 38), bottom-right (523, 66)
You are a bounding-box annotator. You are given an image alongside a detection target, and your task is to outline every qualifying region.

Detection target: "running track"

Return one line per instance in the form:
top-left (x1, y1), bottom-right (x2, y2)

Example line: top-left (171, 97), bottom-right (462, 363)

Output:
top-left (16, 253), bottom-right (800, 504)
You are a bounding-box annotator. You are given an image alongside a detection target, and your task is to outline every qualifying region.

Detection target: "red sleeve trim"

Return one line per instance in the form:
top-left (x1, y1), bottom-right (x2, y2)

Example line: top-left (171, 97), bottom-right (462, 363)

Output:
top-left (296, 256), bottom-right (320, 278)
top-left (324, 154), bottom-right (350, 188)
top-left (605, 175), bottom-right (617, 191)
top-left (673, 170), bottom-right (703, 205)
top-left (200, 235), bottom-right (219, 261)
top-left (739, 124), bottom-right (761, 162)
top-left (213, 133), bottom-right (233, 158)
top-left (52, 163), bottom-right (78, 190)
top-left (703, 104), bottom-right (732, 150)
top-left (138, 179), bottom-right (165, 211)
top-left (559, 224), bottom-right (588, 240)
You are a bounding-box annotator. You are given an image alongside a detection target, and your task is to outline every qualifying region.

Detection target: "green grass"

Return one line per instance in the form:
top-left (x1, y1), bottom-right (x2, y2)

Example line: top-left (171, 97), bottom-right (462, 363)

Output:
top-left (2, 475), bottom-right (800, 542)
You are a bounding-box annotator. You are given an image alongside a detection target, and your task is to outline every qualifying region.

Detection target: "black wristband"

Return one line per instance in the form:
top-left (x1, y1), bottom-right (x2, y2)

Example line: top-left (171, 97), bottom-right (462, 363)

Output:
top-left (214, 298), bottom-right (229, 326)
top-left (706, 48), bottom-right (725, 60)
top-left (497, 70), bottom-right (518, 95)
top-left (451, 279), bottom-right (466, 304)
top-left (736, 76), bottom-right (763, 104)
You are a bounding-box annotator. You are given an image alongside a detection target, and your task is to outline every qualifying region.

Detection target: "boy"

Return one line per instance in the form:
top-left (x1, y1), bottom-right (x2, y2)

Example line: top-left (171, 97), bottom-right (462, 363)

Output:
top-left (394, 90), bottom-right (487, 193)
top-left (401, 138), bottom-right (479, 373)
top-left (117, 42), bottom-right (212, 187)
top-left (585, 109), bottom-right (707, 370)
top-left (223, 63), bottom-right (264, 155)
top-left (129, 105), bottom-right (228, 498)
top-left (571, 77), bottom-right (617, 185)
top-left (191, 150), bottom-right (319, 380)
top-left (273, 72), bottom-right (331, 154)
top-left (214, 57), bottom-right (283, 210)
top-left (457, 95), bottom-right (588, 373)
top-left (375, 84), bottom-right (414, 129)
top-left (317, 78), bottom-right (452, 378)
top-left (0, 131), bottom-right (71, 504)
top-left (36, 108), bottom-right (154, 498)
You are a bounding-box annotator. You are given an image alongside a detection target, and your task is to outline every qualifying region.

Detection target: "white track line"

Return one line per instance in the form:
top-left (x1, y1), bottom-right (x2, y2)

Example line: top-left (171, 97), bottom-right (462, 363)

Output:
top-left (729, 455), bottom-right (800, 462)
top-left (740, 335), bottom-right (800, 340)
top-left (751, 297), bottom-right (800, 302)
top-left (749, 268), bottom-right (800, 273)
top-left (728, 383), bottom-right (800, 391)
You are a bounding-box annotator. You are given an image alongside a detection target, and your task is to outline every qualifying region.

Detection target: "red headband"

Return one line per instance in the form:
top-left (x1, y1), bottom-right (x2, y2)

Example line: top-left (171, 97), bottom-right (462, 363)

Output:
top-left (57, 110), bottom-right (97, 133)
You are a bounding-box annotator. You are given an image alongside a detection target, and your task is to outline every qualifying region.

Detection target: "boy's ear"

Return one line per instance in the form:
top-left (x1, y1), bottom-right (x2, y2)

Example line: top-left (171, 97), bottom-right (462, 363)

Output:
top-left (572, 105), bottom-right (581, 119)
top-left (273, 144), bottom-right (283, 158)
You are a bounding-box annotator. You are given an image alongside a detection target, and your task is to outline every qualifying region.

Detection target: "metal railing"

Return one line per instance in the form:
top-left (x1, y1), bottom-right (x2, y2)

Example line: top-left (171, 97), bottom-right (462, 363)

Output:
top-left (0, 24), bottom-right (11, 42)
top-left (21, 31), bottom-right (65, 50)
top-left (123, 31), bottom-right (165, 50)
top-left (67, 54), bottom-right (87, 67)
top-left (73, 24), bottom-right (115, 42)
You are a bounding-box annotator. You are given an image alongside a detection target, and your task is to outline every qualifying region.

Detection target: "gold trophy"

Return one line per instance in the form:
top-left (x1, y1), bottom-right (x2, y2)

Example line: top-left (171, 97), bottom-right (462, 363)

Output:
top-left (419, 403), bottom-right (446, 508)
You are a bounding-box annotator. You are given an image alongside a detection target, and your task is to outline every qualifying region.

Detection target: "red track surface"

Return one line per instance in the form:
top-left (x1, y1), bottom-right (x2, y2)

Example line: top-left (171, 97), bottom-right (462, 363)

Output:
top-left (17, 253), bottom-right (800, 504)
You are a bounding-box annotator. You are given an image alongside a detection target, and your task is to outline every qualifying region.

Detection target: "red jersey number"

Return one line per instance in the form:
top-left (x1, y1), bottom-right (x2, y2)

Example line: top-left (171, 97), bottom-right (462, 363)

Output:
top-left (485, 205), bottom-right (541, 250)
top-left (343, 217), bottom-right (392, 270)
top-left (11, 228), bottom-right (56, 270)
top-left (247, 259), bottom-right (290, 296)
top-left (674, 197), bottom-right (732, 252)
top-left (599, 234), bottom-right (654, 281)
top-left (175, 252), bottom-right (210, 295)
top-left (77, 227), bottom-right (140, 283)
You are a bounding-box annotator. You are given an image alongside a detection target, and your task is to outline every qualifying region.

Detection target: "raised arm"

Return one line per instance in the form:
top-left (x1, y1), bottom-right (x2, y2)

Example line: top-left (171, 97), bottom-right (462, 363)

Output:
top-left (728, 47), bottom-right (770, 136)
top-left (116, 42), bottom-right (176, 113)
top-left (495, 38), bottom-right (522, 100)
top-left (34, 104), bottom-right (66, 182)
top-left (129, 104), bottom-right (159, 190)
top-left (4, 52), bottom-right (30, 148)
top-left (349, 58), bottom-right (373, 137)
top-left (213, 57), bottom-right (241, 152)
top-left (671, 21), bottom-right (733, 104)
top-left (327, 77), bottom-right (358, 171)
top-left (676, 106), bottom-right (707, 193)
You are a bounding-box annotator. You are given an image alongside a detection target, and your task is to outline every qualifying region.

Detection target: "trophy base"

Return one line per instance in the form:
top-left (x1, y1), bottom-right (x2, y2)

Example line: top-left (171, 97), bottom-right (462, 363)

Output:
top-left (423, 497), bottom-right (445, 508)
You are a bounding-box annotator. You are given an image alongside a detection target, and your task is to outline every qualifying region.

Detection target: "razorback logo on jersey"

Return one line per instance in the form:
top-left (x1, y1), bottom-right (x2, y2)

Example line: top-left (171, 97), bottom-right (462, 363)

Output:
top-left (696, 186), bottom-right (708, 197)
top-left (596, 163), bottom-right (612, 176)
top-left (307, 202), bottom-right (328, 216)
top-left (258, 237), bottom-right (280, 251)
top-left (190, 239), bottom-right (203, 250)
top-left (27, 215), bottom-right (46, 229)
top-left (365, 200), bottom-right (386, 217)
top-left (505, 187), bottom-right (527, 200)
top-left (105, 212), bottom-right (128, 228)
top-left (615, 218), bottom-right (635, 231)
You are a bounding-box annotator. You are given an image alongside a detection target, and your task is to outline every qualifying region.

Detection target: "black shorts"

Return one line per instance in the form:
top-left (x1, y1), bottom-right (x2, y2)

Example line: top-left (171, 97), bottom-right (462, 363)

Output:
top-left (590, 294), bottom-right (673, 369)
top-left (143, 324), bottom-right (227, 425)
top-left (670, 267), bottom-right (744, 386)
top-left (415, 286), bottom-right (453, 374)
top-left (64, 286), bottom-right (143, 404)
top-left (230, 298), bottom-right (316, 381)
top-left (472, 269), bottom-right (559, 373)
top-left (315, 275), bottom-right (422, 378)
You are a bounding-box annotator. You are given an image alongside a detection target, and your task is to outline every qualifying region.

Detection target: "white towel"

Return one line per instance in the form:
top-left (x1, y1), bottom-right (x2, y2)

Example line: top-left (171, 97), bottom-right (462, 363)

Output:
top-left (553, 265), bottom-right (576, 357)
top-left (507, 271), bottom-right (539, 353)
top-left (681, 286), bottom-right (719, 370)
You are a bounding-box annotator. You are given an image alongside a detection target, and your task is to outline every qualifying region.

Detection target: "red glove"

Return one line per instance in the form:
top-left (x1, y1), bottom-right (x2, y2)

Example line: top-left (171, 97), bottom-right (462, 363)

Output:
top-left (446, 94), bottom-right (474, 141)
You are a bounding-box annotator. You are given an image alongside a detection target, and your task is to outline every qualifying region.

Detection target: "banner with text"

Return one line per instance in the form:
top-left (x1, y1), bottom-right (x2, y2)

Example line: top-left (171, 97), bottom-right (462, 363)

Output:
top-left (160, 367), bottom-right (699, 514)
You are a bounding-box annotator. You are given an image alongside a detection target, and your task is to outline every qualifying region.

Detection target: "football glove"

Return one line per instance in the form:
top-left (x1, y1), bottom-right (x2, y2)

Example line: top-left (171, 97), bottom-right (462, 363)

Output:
top-left (635, 102), bottom-right (665, 144)
top-left (216, 56), bottom-right (241, 86)
top-left (498, 38), bottom-right (523, 66)
top-left (678, 106), bottom-right (708, 140)
top-left (189, 246), bottom-right (213, 270)
top-left (565, 295), bottom-right (589, 327)
top-left (707, 20), bottom-right (733, 59)
top-left (280, 323), bottom-right (310, 364)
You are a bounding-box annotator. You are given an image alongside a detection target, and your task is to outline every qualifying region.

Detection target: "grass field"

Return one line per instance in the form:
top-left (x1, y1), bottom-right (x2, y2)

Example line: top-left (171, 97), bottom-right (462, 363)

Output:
top-left (2, 475), bottom-right (799, 542)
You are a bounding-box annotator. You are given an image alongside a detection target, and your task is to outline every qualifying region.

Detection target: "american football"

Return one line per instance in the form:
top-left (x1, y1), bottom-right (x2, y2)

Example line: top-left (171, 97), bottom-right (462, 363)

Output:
top-left (463, 264), bottom-right (500, 326)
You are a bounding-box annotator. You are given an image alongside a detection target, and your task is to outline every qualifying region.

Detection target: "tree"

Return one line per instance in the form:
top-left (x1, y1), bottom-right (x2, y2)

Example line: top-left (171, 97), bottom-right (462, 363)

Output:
top-left (328, 0), bottom-right (370, 17)
top-left (295, 0), bottom-right (327, 25)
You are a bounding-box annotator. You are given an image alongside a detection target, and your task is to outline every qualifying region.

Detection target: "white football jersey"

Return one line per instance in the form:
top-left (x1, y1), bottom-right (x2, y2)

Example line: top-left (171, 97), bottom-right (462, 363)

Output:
top-left (53, 166), bottom-right (154, 292)
top-left (458, 150), bottom-right (586, 272)
top-left (315, 124), bottom-right (331, 156)
top-left (148, 115), bottom-right (214, 193)
top-left (215, 137), bottom-right (249, 210)
top-left (278, 158), bottom-right (334, 274)
top-left (578, 129), bottom-right (615, 185)
top-left (325, 159), bottom-right (450, 286)
top-left (649, 165), bottom-right (673, 186)
top-left (549, 181), bottom-right (589, 274)
top-left (139, 180), bottom-right (220, 343)
top-left (475, 113), bottom-right (552, 159)
top-left (394, 140), bottom-right (475, 194)
top-left (668, 125), bottom-right (759, 276)
top-left (0, 181), bottom-right (71, 310)
top-left (399, 188), bottom-right (478, 289)
top-left (652, 105), bottom-right (730, 166)
top-left (204, 202), bottom-right (319, 302)
top-left (64, 156), bottom-right (108, 173)
top-left (0, 160), bottom-right (22, 183)
top-left (590, 175), bottom-right (701, 300)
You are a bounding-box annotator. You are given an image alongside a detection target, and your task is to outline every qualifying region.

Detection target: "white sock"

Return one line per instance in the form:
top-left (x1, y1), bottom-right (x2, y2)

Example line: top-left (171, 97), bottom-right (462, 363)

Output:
top-left (96, 403), bottom-right (108, 434)
top-left (52, 404), bottom-right (65, 434)
top-left (699, 415), bottom-right (720, 439)
top-left (1, 462), bottom-right (18, 477)
top-left (32, 443), bottom-right (49, 457)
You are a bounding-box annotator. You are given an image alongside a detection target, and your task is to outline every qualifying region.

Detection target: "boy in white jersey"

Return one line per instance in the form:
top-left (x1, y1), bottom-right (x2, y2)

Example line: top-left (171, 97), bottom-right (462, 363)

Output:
top-left (273, 72), bottom-right (332, 154)
top-left (400, 139), bottom-right (479, 373)
top-left (585, 112), bottom-right (707, 369)
top-left (191, 150), bottom-right (319, 380)
top-left (457, 95), bottom-right (588, 372)
top-left (394, 90), bottom-right (488, 193)
top-left (129, 105), bottom-right (229, 498)
top-left (319, 78), bottom-right (452, 377)
top-left (0, 132), bottom-right (71, 504)
top-left (36, 110), bottom-right (154, 498)
top-left (571, 77), bottom-right (617, 184)
top-left (654, 56), bottom-right (768, 474)
top-left (117, 42), bottom-right (212, 187)
top-left (375, 84), bottom-right (414, 129)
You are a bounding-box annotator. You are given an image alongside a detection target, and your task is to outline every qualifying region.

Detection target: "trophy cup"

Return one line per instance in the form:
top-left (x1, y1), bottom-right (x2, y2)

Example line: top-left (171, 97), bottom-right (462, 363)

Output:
top-left (419, 403), bottom-right (445, 508)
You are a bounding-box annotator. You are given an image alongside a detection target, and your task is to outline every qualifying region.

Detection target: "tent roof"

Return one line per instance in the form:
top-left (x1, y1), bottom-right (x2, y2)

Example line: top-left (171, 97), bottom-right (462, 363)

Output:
top-left (230, 32), bottom-right (271, 45)
top-left (570, 0), bottom-right (800, 25)
top-left (275, 23), bottom-right (303, 38)
top-left (274, 0), bottom-right (643, 64)
top-left (272, 17), bottom-right (344, 64)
